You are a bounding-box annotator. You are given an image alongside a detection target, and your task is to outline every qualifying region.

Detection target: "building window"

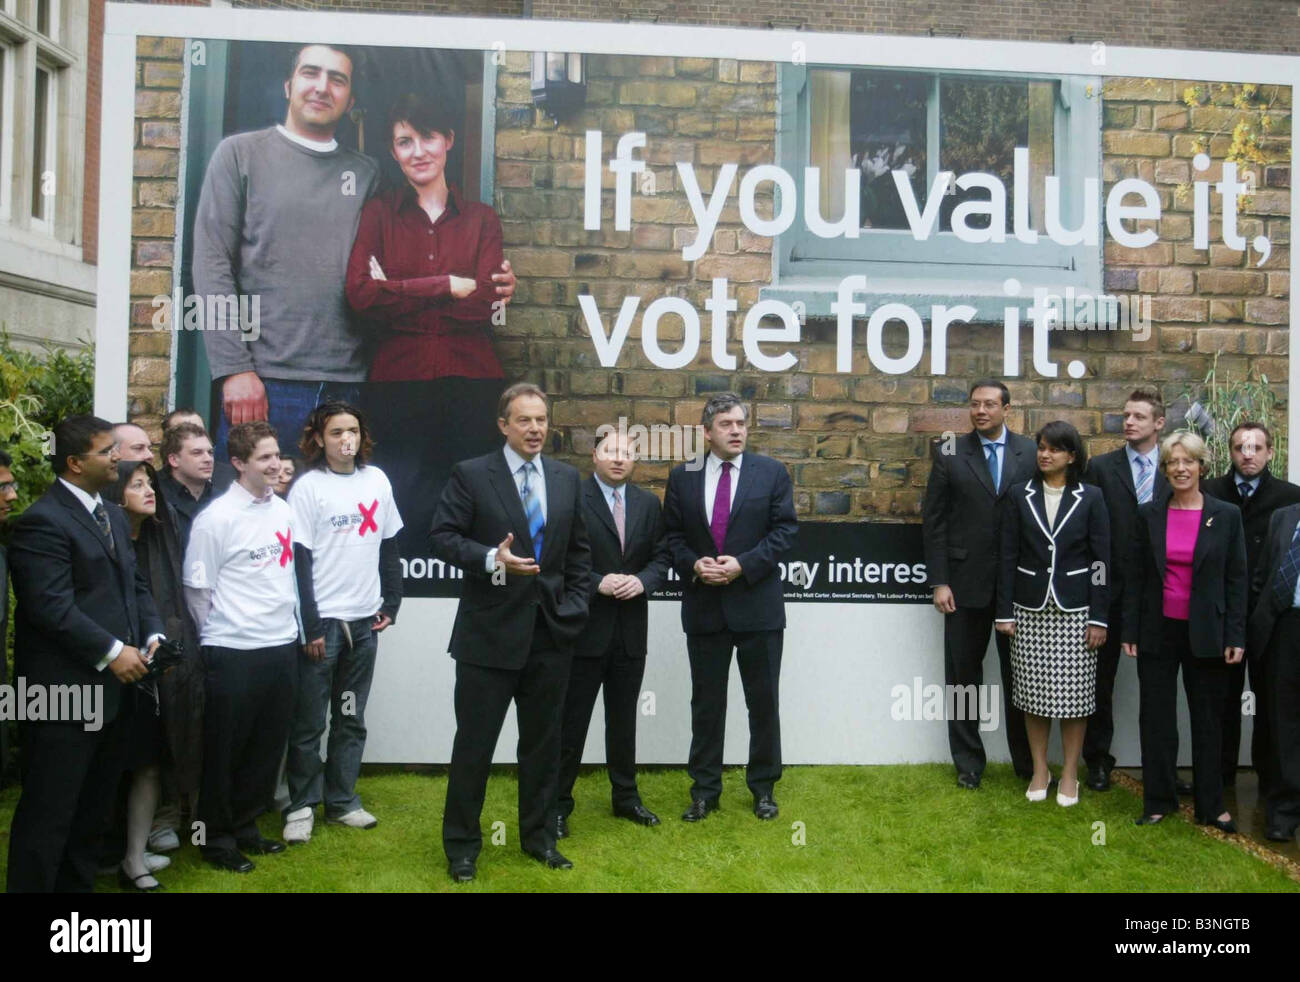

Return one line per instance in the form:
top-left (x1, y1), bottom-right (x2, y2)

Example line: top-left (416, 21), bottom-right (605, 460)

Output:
top-left (0, 0), bottom-right (77, 244)
top-left (772, 64), bottom-right (1102, 319)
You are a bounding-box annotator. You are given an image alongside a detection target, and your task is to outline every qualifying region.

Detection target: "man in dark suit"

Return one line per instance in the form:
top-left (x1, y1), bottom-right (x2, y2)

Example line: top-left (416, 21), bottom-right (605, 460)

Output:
top-left (554, 430), bottom-right (670, 837)
top-left (663, 391), bottom-right (797, 821)
top-left (1248, 501), bottom-right (1300, 843)
top-left (6, 415), bottom-right (163, 892)
top-left (430, 383), bottom-right (591, 882)
top-left (922, 379), bottom-right (1035, 788)
top-left (1081, 385), bottom-right (1170, 791)
top-left (1205, 422), bottom-right (1300, 791)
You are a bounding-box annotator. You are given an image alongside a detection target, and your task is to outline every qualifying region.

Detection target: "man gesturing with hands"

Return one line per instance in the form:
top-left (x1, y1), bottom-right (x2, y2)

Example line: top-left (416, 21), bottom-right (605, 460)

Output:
top-left (663, 392), bottom-right (798, 822)
top-left (430, 383), bottom-right (591, 882)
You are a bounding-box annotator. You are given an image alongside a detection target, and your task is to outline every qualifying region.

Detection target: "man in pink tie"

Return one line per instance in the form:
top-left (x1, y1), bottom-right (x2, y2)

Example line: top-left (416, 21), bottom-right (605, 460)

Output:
top-left (663, 392), bottom-right (798, 821)
top-left (552, 430), bottom-right (670, 838)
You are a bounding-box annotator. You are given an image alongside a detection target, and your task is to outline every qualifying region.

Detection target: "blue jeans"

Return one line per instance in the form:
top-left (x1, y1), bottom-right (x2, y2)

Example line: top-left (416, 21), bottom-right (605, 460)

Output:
top-left (212, 378), bottom-right (361, 463)
top-left (285, 617), bottom-right (377, 818)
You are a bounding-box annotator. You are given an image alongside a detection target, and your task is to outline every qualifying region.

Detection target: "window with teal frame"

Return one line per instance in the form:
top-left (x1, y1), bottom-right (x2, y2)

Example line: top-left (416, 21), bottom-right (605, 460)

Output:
top-left (765, 64), bottom-right (1103, 321)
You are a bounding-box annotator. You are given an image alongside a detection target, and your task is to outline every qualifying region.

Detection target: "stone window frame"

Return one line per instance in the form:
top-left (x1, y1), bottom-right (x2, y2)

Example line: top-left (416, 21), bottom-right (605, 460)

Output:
top-left (766, 62), bottom-right (1103, 321)
top-left (0, 0), bottom-right (82, 247)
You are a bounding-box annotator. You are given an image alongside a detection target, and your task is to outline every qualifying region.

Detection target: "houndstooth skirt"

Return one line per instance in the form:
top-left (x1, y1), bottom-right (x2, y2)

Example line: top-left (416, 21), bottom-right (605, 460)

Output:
top-left (1010, 601), bottom-right (1097, 718)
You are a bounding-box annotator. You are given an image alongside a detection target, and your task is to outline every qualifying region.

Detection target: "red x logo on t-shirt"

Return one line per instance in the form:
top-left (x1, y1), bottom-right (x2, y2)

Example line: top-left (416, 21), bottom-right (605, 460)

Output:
top-left (276, 528), bottom-right (293, 567)
top-left (358, 499), bottom-right (379, 537)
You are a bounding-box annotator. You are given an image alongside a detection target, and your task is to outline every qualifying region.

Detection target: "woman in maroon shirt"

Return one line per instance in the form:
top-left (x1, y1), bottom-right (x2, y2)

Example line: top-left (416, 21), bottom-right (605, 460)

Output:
top-left (346, 92), bottom-right (509, 550)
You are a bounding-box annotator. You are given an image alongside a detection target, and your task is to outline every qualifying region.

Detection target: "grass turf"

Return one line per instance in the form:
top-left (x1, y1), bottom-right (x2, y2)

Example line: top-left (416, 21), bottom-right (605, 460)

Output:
top-left (1, 763), bottom-right (1296, 892)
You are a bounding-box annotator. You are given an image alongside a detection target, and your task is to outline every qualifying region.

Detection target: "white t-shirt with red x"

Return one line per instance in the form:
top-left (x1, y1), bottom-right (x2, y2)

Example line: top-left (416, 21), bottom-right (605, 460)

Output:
top-left (288, 464), bottom-right (403, 622)
top-left (184, 481), bottom-right (298, 649)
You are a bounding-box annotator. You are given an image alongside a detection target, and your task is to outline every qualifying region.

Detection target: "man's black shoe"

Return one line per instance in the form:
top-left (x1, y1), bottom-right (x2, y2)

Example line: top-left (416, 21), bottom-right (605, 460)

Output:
top-left (753, 795), bottom-right (779, 820)
top-left (681, 799), bottom-right (719, 822)
top-left (1265, 825), bottom-right (1296, 843)
top-left (1087, 766), bottom-right (1112, 792)
top-left (449, 858), bottom-right (476, 883)
top-left (525, 848), bottom-right (573, 869)
top-left (1176, 779), bottom-right (1194, 796)
top-left (555, 814), bottom-right (569, 839)
top-left (614, 803), bottom-right (660, 826)
top-left (957, 772), bottom-right (981, 790)
top-left (203, 848), bottom-right (254, 873)
top-left (236, 835), bottom-right (286, 855)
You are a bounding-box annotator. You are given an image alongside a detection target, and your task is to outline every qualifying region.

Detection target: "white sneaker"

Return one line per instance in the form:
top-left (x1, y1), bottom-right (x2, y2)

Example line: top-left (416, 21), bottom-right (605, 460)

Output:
top-left (147, 827), bottom-right (180, 853)
top-left (328, 808), bottom-right (378, 829)
top-left (283, 807), bottom-right (315, 844)
top-left (143, 852), bottom-right (171, 872)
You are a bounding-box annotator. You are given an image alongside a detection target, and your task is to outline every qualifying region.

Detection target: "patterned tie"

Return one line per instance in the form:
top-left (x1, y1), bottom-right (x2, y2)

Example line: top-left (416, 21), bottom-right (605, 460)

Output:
top-left (93, 502), bottom-right (116, 557)
top-left (710, 461), bottom-right (732, 554)
top-left (985, 443), bottom-right (1001, 492)
top-left (1238, 481), bottom-right (1253, 504)
top-left (520, 461), bottom-right (545, 563)
top-left (612, 488), bottom-right (625, 550)
top-left (1274, 523), bottom-right (1300, 608)
top-left (1135, 456), bottom-right (1153, 505)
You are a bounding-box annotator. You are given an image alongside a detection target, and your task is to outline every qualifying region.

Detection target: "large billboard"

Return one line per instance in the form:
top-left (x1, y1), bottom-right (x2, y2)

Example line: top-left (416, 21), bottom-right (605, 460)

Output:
top-left (99, 5), bottom-right (1298, 764)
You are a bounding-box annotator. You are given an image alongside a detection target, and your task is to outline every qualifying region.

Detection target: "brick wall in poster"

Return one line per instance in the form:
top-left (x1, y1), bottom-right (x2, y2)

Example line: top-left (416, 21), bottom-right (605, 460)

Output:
top-left (122, 37), bottom-right (1292, 522)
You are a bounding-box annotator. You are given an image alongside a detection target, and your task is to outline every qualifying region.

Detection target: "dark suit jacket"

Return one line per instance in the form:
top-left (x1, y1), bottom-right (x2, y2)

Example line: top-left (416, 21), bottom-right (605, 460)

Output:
top-left (997, 479), bottom-right (1110, 624)
top-left (8, 481), bottom-right (164, 724)
top-left (663, 452), bottom-right (797, 635)
top-left (430, 449), bottom-right (591, 669)
top-left (1083, 445), bottom-right (1171, 602)
top-left (1122, 494), bottom-right (1247, 660)
top-left (1247, 501), bottom-right (1300, 656)
top-left (577, 477), bottom-right (670, 660)
top-left (1203, 466), bottom-right (1300, 611)
top-left (922, 428), bottom-right (1037, 608)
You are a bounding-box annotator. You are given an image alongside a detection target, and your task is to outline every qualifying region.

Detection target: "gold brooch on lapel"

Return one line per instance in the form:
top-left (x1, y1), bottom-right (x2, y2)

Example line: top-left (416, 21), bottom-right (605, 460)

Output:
top-left (1206, 516), bottom-right (1214, 527)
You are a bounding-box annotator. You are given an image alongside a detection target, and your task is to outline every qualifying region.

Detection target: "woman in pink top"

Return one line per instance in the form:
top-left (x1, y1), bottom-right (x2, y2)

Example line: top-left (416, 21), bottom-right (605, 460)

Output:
top-left (1123, 432), bottom-right (1248, 832)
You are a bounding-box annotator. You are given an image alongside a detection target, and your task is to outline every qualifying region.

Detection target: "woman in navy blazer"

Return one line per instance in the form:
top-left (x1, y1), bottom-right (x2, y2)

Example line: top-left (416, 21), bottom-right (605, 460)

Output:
top-left (996, 421), bottom-right (1110, 806)
top-left (1122, 431), bottom-right (1247, 832)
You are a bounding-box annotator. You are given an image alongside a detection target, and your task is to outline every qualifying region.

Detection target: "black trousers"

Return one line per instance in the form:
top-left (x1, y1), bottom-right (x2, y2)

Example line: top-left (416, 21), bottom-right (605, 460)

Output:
top-left (556, 638), bottom-right (646, 817)
top-left (1084, 598), bottom-right (1124, 772)
top-left (442, 621), bottom-right (571, 863)
top-left (366, 377), bottom-right (501, 559)
top-left (6, 714), bottom-right (130, 893)
top-left (686, 629), bottom-right (782, 803)
top-left (197, 643), bottom-right (297, 853)
top-left (1219, 657), bottom-right (1247, 784)
top-left (1137, 617), bottom-right (1231, 821)
top-left (1265, 609), bottom-right (1300, 833)
top-left (944, 603), bottom-right (1033, 778)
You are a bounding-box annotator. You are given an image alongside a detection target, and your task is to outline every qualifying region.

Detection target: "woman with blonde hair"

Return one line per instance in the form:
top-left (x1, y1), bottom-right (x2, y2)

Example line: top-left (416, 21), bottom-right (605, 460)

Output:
top-left (1123, 431), bottom-right (1248, 831)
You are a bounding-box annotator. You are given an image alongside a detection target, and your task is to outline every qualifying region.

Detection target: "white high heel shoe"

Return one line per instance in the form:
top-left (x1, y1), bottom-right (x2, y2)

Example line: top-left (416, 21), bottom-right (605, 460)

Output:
top-left (1025, 777), bottom-right (1051, 802)
top-left (1056, 778), bottom-right (1080, 807)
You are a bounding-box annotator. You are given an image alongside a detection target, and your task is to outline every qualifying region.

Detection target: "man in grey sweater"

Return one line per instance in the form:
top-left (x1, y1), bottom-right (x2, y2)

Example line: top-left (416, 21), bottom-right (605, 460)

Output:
top-left (193, 43), bottom-right (515, 458)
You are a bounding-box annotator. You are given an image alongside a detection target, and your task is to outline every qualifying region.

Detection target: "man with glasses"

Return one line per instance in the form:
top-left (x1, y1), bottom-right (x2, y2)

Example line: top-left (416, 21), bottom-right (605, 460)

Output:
top-left (6, 415), bottom-right (164, 891)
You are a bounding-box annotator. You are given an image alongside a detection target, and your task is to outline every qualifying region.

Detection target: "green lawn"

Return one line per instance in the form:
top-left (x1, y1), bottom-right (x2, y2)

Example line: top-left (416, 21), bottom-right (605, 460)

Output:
top-left (2, 764), bottom-right (1296, 892)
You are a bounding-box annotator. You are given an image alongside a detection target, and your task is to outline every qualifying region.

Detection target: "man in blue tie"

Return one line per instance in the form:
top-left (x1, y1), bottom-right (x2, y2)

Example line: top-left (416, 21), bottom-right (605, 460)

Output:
top-left (922, 380), bottom-right (1037, 788)
top-left (1082, 385), bottom-right (1170, 791)
top-left (430, 383), bottom-right (592, 882)
top-left (1204, 422), bottom-right (1300, 792)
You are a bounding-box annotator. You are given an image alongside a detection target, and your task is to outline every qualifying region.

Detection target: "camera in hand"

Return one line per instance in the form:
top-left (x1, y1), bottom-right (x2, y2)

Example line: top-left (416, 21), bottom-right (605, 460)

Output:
top-left (139, 638), bottom-right (185, 683)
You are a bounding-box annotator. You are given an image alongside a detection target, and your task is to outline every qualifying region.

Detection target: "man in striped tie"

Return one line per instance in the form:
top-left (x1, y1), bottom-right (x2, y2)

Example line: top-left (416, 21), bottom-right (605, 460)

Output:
top-left (430, 383), bottom-right (592, 882)
top-left (1082, 385), bottom-right (1170, 791)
